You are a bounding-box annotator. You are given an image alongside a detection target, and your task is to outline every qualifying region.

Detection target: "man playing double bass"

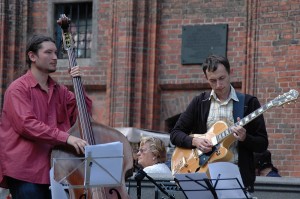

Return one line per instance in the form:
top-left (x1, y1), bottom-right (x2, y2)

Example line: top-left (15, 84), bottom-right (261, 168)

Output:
top-left (170, 55), bottom-right (268, 193)
top-left (0, 34), bottom-right (91, 199)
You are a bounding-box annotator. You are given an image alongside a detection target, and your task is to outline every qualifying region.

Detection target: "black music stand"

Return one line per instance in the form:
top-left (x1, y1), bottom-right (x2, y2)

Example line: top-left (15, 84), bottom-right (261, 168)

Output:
top-left (174, 162), bottom-right (251, 199)
top-left (50, 142), bottom-right (124, 199)
top-left (174, 173), bottom-right (250, 199)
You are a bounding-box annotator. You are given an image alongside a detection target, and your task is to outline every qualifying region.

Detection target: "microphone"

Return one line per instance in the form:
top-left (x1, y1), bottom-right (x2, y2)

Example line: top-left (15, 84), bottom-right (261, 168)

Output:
top-left (134, 164), bottom-right (146, 181)
top-left (134, 170), bottom-right (146, 181)
top-left (133, 164), bottom-right (175, 199)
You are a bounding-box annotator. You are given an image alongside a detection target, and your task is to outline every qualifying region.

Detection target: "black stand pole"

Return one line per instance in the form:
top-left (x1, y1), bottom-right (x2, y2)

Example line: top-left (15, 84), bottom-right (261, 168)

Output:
top-left (134, 171), bottom-right (143, 199)
top-left (134, 165), bottom-right (175, 199)
top-left (204, 178), bottom-right (218, 199)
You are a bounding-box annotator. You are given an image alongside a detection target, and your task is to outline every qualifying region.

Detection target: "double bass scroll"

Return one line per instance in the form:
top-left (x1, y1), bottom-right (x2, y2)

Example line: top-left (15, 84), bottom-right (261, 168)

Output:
top-left (52, 14), bottom-right (133, 199)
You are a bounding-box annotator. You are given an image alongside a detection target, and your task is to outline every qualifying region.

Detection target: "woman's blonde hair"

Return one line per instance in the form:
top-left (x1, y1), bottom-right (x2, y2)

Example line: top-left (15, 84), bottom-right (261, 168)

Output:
top-left (140, 137), bottom-right (167, 163)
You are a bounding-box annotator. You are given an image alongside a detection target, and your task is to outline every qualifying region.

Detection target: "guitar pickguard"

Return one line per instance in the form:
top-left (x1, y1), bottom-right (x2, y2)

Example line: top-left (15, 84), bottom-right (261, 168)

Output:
top-left (199, 144), bottom-right (220, 167)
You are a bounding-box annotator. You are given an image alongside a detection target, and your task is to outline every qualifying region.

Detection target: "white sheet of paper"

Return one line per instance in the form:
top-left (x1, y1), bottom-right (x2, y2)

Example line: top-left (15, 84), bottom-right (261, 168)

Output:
top-left (208, 162), bottom-right (246, 199)
top-left (175, 173), bottom-right (215, 199)
top-left (50, 167), bottom-right (69, 199)
top-left (85, 141), bottom-right (123, 186)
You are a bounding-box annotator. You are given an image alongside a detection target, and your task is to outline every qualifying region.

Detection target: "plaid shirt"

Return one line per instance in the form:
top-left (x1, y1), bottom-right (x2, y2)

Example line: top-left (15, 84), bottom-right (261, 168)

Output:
top-left (207, 85), bottom-right (239, 163)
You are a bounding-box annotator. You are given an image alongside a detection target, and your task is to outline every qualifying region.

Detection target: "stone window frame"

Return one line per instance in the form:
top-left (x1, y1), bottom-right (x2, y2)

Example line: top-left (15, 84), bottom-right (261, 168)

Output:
top-left (47, 0), bottom-right (98, 68)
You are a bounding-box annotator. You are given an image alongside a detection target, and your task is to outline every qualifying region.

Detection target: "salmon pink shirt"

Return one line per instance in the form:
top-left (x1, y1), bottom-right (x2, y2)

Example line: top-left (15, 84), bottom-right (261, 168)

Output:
top-left (0, 70), bottom-right (92, 185)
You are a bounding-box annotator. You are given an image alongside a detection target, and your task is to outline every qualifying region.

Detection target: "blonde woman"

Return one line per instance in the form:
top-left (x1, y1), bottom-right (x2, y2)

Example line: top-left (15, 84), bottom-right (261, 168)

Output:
top-left (137, 137), bottom-right (171, 174)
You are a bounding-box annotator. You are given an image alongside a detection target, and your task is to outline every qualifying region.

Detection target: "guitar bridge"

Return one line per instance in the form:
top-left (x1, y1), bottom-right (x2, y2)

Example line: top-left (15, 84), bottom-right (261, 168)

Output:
top-left (199, 144), bottom-right (219, 166)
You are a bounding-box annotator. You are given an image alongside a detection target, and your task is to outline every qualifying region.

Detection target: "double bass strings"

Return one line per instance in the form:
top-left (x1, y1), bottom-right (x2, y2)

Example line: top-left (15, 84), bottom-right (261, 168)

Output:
top-left (68, 48), bottom-right (95, 145)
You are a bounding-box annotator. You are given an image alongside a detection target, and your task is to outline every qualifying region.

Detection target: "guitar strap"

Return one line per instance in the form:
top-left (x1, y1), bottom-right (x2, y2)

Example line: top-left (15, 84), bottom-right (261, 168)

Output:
top-left (233, 92), bottom-right (245, 122)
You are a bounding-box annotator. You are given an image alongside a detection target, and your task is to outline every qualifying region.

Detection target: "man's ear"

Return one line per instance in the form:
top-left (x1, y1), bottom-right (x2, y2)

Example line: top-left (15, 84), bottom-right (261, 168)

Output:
top-left (27, 51), bottom-right (36, 62)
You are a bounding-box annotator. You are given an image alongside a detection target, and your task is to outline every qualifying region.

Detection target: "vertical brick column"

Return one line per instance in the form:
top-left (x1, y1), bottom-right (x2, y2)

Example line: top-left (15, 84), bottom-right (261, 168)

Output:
top-left (142, 0), bottom-right (160, 130)
top-left (107, 0), bottom-right (134, 127)
top-left (0, 0), bottom-right (5, 107)
top-left (0, 0), bottom-right (28, 109)
top-left (129, 0), bottom-right (160, 130)
top-left (107, 0), bottom-right (161, 129)
top-left (244, 0), bottom-right (258, 95)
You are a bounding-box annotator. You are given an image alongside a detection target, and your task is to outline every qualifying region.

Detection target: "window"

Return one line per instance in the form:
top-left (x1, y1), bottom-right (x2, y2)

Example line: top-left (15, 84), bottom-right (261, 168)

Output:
top-left (54, 2), bottom-right (92, 59)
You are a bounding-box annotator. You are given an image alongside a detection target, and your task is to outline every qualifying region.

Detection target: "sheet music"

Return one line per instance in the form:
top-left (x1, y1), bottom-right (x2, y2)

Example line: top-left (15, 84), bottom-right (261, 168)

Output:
top-left (175, 173), bottom-right (215, 199)
top-left (50, 167), bottom-right (69, 199)
top-left (85, 141), bottom-right (123, 186)
top-left (208, 162), bottom-right (246, 199)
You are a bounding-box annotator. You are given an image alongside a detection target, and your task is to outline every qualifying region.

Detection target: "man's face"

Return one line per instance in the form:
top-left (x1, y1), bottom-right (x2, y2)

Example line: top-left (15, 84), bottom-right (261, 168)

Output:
top-left (29, 41), bottom-right (57, 73)
top-left (205, 63), bottom-right (231, 100)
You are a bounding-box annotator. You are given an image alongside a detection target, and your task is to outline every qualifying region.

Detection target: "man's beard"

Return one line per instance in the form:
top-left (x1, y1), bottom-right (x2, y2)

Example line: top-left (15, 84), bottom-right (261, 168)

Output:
top-left (48, 68), bottom-right (56, 73)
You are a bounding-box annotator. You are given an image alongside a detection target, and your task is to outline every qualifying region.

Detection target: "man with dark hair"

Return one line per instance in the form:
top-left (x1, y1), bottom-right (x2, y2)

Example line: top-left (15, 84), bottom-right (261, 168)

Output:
top-left (170, 54), bottom-right (268, 192)
top-left (254, 150), bottom-right (281, 177)
top-left (0, 34), bottom-right (91, 199)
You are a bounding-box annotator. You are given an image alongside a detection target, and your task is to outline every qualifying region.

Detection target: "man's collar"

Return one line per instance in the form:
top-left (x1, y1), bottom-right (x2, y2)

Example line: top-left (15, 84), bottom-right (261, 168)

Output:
top-left (25, 70), bottom-right (57, 88)
top-left (209, 85), bottom-right (239, 102)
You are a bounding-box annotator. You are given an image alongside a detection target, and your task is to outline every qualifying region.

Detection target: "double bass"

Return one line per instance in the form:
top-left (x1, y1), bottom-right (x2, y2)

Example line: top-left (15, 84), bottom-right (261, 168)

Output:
top-left (52, 14), bottom-right (133, 199)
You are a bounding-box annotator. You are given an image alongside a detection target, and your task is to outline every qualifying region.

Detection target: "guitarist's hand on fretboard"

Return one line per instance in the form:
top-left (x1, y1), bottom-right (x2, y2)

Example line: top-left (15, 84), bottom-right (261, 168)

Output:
top-left (192, 136), bottom-right (213, 153)
top-left (231, 117), bottom-right (246, 142)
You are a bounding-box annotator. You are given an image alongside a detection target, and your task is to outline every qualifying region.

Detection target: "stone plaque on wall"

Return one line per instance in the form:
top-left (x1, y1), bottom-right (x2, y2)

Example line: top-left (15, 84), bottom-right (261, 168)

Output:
top-left (181, 24), bottom-right (228, 65)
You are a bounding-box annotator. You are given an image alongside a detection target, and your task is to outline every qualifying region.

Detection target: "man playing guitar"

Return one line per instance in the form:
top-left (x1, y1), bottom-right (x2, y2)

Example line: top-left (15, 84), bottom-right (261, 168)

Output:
top-left (170, 54), bottom-right (269, 193)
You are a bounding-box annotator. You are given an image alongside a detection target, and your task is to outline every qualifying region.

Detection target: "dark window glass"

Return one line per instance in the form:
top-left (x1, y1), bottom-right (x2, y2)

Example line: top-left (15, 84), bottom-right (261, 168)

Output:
top-left (54, 2), bottom-right (92, 59)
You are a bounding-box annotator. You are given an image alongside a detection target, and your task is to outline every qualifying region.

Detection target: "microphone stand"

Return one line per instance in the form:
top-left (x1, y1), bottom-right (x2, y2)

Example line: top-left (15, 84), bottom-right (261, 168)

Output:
top-left (134, 165), bottom-right (175, 199)
top-left (134, 169), bottom-right (143, 199)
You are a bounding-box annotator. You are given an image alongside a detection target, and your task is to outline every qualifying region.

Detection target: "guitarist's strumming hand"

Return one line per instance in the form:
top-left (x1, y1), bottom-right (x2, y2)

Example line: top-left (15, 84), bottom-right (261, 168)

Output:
top-left (192, 137), bottom-right (213, 153)
top-left (231, 117), bottom-right (246, 141)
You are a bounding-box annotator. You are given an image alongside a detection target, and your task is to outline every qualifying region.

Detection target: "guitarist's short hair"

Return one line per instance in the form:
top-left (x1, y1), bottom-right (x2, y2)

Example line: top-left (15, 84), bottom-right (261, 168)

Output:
top-left (202, 55), bottom-right (231, 77)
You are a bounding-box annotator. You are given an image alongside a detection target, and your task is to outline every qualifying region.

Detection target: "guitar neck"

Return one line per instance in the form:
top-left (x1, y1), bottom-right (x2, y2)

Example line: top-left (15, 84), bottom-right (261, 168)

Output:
top-left (215, 101), bottom-right (273, 143)
top-left (216, 89), bottom-right (299, 143)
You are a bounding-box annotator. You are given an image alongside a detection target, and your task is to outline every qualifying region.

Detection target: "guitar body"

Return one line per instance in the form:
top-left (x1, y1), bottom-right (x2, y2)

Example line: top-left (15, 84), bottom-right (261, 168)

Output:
top-left (171, 121), bottom-right (236, 174)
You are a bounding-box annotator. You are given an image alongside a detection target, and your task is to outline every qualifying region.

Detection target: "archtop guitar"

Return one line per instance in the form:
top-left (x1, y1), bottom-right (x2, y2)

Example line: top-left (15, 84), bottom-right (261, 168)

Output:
top-left (171, 89), bottom-right (299, 175)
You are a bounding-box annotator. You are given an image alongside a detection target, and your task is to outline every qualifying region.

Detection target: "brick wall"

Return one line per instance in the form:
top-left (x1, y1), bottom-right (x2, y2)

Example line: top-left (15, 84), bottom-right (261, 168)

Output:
top-left (0, 0), bottom-right (299, 177)
top-left (253, 0), bottom-right (300, 177)
top-left (157, 0), bottom-right (300, 177)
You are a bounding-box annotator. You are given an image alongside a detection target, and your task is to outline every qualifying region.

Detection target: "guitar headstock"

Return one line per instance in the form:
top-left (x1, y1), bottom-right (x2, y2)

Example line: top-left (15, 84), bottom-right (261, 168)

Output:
top-left (272, 89), bottom-right (299, 107)
top-left (57, 14), bottom-right (74, 51)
